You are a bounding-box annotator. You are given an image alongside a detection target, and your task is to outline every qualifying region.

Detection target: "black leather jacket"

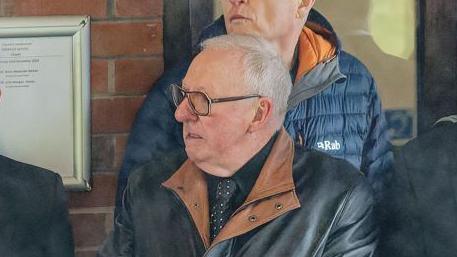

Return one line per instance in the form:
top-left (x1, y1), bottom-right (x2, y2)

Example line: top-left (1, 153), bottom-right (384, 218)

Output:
top-left (100, 129), bottom-right (377, 257)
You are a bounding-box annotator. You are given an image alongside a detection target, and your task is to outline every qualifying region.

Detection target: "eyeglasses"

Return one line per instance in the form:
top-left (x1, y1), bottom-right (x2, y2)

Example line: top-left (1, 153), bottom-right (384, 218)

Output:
top-left (171, 83), bottom-right (261, 116)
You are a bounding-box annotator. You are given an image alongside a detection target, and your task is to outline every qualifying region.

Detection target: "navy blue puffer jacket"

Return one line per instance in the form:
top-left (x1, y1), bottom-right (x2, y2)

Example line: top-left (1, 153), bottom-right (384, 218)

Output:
top-left (115, 10), bottom-right (392, 211)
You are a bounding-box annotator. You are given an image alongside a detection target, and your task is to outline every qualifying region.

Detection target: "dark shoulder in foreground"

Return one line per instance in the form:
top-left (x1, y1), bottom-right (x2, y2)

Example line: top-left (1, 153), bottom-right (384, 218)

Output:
top-left (402, 122), bottom-right (457, 154)
top-left (0, 155), bottom-right (60, 188)
top-left (397, 122), bottom-right (457, 172)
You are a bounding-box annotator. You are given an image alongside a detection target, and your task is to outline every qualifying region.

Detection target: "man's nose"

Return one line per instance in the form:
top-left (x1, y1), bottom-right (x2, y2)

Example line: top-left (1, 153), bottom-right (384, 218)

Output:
top-left (174, 99), bottom-right (198, 123)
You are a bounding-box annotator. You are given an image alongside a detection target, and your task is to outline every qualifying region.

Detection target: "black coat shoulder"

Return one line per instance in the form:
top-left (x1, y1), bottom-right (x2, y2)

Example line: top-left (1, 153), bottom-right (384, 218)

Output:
top-left (0, 155), bottom-right (60, 197)
top-left (0, 155), bottom-right (75, 257)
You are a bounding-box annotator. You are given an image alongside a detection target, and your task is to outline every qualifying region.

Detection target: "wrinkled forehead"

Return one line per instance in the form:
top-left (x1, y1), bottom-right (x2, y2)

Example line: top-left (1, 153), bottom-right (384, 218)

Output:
top-left (183, 48), bottom-right (248, 96)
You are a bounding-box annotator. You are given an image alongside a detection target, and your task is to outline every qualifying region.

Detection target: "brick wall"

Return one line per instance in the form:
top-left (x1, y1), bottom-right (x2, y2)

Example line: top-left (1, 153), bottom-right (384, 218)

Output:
top-left (1, 0), bottom-right (164, 256)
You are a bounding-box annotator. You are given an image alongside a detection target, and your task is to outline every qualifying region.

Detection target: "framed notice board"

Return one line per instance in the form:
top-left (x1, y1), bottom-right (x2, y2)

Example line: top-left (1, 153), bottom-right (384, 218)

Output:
top-left (0, 16), bottom-right (91, 190)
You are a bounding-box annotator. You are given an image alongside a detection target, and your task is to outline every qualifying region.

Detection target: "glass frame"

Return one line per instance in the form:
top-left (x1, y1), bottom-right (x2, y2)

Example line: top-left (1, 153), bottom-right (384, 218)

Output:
top-left (171, 84), bottom-right (261, 116)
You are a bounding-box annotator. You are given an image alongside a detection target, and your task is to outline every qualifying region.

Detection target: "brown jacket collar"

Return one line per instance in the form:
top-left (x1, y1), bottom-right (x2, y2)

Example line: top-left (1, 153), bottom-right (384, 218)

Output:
top-left (162, 128), bottom-right (301, 249)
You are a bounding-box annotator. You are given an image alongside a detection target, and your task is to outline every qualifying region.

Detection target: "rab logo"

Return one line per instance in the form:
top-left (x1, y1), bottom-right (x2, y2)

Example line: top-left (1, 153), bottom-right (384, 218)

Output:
top-left (317, 140), bottom-right (341, 151)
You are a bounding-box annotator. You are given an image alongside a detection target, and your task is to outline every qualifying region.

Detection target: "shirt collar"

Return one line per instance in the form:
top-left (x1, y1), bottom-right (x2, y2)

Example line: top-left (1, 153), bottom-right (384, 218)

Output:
top-left (162, 128), bottom-right (298, 248)
top-left (205, 132), bottom-right (279, 209)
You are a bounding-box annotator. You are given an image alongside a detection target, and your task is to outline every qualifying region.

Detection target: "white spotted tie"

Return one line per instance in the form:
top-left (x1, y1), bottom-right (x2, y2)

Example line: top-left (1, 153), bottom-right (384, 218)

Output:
top-left (210, 178), bottom-right (237, 241)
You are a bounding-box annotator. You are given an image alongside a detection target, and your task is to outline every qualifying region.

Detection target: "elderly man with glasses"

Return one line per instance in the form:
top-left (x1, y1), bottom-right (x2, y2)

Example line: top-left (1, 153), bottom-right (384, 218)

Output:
top-left (99, 35), bottom-right (377, 257)
top-left (115, 0), bottom-right (392, 216)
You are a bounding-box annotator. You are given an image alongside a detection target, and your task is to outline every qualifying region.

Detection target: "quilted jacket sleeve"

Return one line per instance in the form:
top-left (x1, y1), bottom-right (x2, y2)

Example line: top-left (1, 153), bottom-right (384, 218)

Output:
top-left (360, 77), bottom-right (393, 201)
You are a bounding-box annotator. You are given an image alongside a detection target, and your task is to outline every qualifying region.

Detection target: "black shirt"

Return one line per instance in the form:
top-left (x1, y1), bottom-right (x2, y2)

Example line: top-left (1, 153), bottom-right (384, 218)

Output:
top-left (205, 132), bottom-right (278, 220)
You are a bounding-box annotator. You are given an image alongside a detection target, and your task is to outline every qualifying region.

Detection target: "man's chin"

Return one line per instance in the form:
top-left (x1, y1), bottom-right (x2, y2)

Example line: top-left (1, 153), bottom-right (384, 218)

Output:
top-left (185, 150), bottom-right (206, 167)
top-left (184, 145), bottom-right (201, 161)
top-left (227, 26), bottom-right (259, 37)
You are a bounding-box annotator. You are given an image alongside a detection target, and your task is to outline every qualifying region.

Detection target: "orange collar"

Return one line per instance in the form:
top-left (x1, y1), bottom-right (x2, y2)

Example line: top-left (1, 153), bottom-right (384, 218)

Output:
top-left (295, 25), bottom-right (336, 83)
top-left (162, 128), bottom-right (301, 249)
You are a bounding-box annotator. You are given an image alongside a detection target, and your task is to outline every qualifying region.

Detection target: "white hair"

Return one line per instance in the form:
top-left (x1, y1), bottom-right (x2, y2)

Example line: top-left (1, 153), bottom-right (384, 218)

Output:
top-left (201, 35), bottom-right (292, 121)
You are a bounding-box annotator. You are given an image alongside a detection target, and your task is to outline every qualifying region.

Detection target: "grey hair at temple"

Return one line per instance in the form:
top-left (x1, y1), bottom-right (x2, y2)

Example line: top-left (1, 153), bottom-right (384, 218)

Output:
top-left (201, 35), bottom-right (292, 121)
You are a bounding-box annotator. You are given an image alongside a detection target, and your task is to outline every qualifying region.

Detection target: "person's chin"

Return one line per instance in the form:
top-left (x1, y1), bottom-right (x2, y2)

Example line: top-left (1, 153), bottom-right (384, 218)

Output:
top-left (185, 147), bottom-right (205, 165)
top-left (184, 142), bottom-right (200, 157)
top-left (228, 24), bottom-right (258, 36)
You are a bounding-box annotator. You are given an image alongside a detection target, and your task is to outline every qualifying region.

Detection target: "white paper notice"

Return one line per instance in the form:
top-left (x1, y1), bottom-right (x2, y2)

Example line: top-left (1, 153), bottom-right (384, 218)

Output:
top-left (0, 36), bottom-right (74, 177)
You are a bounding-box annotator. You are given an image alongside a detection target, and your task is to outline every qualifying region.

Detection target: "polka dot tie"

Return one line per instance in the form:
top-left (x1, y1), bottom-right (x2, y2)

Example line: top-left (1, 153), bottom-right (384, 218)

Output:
top-left (210, 178), bottom-right (237, 241)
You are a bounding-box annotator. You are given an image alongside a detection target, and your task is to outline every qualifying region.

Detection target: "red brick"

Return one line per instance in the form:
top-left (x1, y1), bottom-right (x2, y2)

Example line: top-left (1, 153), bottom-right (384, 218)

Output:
top-left (1, 0), bottom-right (21, 16)
top-left (91, 96), bottom-right (145, 134)
top-left (92, 135), bottom-right (115, 171)
top-left (69, 175), bottom-right (117, 208)
top-left (92, 21), bottom-right (163, 57)
top-left (91, 59), bottom-right (109, 94)
top-left (70, 213), bottom-right (106, 247)
top-left (115, 57), bottom-right (164, 94)
top-left (13, 0), bottom-right (107, 18)
top-left (115, 0), bottom-right (162, 17)
top-left (114, 134), bottom-right (129, 170)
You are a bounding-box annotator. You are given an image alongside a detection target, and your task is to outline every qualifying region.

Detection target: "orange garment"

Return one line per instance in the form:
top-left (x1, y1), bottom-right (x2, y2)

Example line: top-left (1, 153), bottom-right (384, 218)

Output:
top-left (295, 26), bottom-right (336, 82)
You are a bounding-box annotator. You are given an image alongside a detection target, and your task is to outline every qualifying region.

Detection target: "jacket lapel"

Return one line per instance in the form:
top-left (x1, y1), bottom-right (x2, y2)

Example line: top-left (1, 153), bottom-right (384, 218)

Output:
top-left (212, 128), bottom-right (300, 245)
top-left (162, 161), bottom-right (211, 248)
top-left (162, 128), bottom-right (301, 249)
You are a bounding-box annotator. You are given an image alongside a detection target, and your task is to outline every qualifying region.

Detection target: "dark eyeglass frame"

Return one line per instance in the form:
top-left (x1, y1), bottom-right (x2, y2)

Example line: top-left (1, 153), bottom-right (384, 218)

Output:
top-left (171, 83), bottom-right (261, 116)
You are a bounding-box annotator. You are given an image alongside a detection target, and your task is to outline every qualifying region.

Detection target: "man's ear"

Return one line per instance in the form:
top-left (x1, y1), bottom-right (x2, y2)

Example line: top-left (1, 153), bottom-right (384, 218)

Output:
top-left (248, 97), bottom-right (273, 133)
top-left (297, 0), bottom-right (315, 18)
